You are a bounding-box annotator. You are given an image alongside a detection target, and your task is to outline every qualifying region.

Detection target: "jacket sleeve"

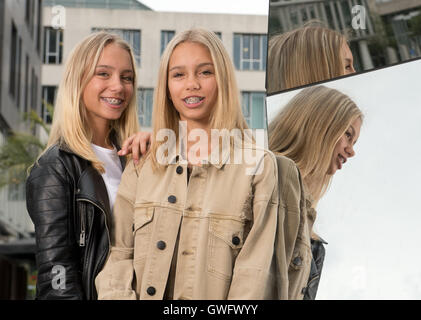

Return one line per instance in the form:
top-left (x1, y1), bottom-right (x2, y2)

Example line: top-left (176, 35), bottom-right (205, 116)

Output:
top-left (95, 161), bottom-right (138, 300)
top-left (26, 156), bottom-right (84, 299)
top-left (275, 155), bottom-right (312, 300)
top-left (227, 151), bottom-right (280, 299)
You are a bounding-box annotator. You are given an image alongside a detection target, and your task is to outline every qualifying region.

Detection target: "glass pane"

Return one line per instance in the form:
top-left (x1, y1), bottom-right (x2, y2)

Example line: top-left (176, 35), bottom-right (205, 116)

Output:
top-left (252, 35), bottom-right (260, 59)
top-left (243, 35), bottom-right (250, 59)
top-left (233, 34), bottom-right (241, 70)
top-left (241, 92), bottom-right (250, 117)
top-left (242, 61), bottom-right (250, 70)
top-left (49, 29), bottom-right (57, 54)
top-left (251, 93), bottom-right (265, 129)
top-left (262, 35), bottom-right (267, 71)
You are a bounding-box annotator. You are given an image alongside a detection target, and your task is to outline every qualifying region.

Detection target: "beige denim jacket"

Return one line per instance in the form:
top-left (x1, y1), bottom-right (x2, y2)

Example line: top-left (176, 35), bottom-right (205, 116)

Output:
top-left (96, 145), bottom-right (282, 300)
top-left (274, 153), bottom-right (317, 300)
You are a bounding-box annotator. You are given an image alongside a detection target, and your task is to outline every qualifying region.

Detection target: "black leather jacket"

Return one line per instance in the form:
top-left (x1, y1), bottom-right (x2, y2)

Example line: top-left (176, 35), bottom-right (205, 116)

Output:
top-left (303, 237), bottom-right (327, 300)
top-left (26, 142), bottom-right (124, 300)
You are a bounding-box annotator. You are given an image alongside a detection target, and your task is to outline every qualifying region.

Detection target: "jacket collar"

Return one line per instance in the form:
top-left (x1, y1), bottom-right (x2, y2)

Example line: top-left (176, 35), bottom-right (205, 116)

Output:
top-left (58, 130), bottom-right (126, 169)
top-left (166, 135), bottom-right (232, 170)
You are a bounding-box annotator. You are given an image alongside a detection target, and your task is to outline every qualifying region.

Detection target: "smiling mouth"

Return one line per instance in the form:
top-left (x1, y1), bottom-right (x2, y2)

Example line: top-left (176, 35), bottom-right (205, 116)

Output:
top-left (183, 96), bottom-right (204, 105)
top-left (101, 97), bottom-right (124, 106)
top-left (337, 154), bottom-right (347, 169)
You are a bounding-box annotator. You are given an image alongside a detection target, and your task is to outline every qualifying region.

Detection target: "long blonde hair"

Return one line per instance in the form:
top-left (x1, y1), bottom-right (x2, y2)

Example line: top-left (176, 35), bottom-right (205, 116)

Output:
top-left (267, 23), bottom-right (347, 94)
top-left (268, 85), bottom-right (363, 203)
top-left (149, 28), bottom-right (249, 170)
top-left (42, 32), bottom-right (140, 173)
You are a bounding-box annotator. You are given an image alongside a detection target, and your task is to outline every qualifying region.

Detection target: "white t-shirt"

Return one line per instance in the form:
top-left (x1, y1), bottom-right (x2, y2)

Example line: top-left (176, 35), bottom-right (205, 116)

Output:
top-left (91, 144), bottom-right (123, 211)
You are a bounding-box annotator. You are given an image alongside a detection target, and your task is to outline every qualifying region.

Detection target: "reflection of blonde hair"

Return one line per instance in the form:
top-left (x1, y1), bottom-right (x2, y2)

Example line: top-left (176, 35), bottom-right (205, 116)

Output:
top-left (267, 23), bottom-right (347, 94)
top-left (268, 86), bottom-right (363, 203)
top-left (42, 32), bottom-right (140, 173)
top-left (149, 28), bottom-right (249, 169)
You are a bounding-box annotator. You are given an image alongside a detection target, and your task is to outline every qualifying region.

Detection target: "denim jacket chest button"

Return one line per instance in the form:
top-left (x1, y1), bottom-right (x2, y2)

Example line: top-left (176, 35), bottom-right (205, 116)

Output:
top-left (157, 240), bottom-right (166, 250)
top-left (232, 236), bottom-right (241, 246)
top-left (168, 195), bottom-right (177, 203)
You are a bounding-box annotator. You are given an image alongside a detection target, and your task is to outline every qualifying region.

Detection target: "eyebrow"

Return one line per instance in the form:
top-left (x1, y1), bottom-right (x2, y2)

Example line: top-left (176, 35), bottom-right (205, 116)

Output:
top-left (96, 65), bottom-right (133, 73)
top-left (169, 62), bottom-right (214, 72)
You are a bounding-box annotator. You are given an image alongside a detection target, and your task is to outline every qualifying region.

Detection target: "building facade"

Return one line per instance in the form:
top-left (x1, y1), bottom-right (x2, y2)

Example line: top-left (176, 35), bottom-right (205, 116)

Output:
top-left (41, 0), bottom-right (269, 131)
top-left (0, 0), bottom-right (43, 240)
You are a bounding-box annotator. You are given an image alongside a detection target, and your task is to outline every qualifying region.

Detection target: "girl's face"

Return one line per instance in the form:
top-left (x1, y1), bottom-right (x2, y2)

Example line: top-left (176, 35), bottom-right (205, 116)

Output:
top-left (327, 117), bottom-right (362, 175)
top-left (82, 43), bottom-right (134, 128)
top-left (341, 42), bottom-right (356, 75)
top-left (167, 41), bottom-right (218, 128)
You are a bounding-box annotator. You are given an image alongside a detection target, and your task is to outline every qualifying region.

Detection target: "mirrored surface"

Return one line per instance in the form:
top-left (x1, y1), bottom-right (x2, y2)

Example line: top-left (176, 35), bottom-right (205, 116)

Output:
top-left (267, 0), bottom-right (421, 94)
top-left (267, 58), bottom-right (421, 299)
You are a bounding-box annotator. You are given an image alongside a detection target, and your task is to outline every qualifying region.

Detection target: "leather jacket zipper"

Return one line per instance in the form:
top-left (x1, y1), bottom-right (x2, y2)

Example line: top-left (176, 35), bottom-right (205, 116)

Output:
top-left (76, 198), bottom-right (111, 248)
top-left (80, 203), bottom-right (86, 247)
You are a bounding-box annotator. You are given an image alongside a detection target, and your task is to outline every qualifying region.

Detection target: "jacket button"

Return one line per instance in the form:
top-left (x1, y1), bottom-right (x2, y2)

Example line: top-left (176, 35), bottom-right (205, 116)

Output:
top-left (168, 195), bottom-right (176, 203)
top-left (232, 236), bottom-right (241, 246)
top-left (293, 256), bottom-right (302, 266)
top-left (146, 286), bottom-right (156, 296)
top-left (157, 240), bottom-right (166, 250)
top-left (176, 166), bottom-right (183, 174)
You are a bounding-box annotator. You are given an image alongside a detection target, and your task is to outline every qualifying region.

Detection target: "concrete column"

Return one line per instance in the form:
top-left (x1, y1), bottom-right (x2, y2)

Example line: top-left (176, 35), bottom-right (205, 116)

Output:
top-left (398, 43), bottom-right (410, 61)
top-left (385, 46), bottom-right (399, 64)
top-left (358, 40), bottom-right (374, 70)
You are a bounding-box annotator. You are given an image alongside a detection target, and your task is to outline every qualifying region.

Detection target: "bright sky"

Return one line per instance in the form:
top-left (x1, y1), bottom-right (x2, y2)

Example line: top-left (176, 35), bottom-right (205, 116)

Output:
top-left (138, 0), bottom-right (269, 15)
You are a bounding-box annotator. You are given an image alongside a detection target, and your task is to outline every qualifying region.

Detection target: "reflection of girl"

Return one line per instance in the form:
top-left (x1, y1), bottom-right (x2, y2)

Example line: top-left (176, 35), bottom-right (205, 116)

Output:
top-left (267, 23), bottom-right (355, 94)
top-left (96, 28), bottom-right (281, 300)
top-left (268, 85), bottom-right (363, 299)
top-left (26, 32), bottom-right (140, 299)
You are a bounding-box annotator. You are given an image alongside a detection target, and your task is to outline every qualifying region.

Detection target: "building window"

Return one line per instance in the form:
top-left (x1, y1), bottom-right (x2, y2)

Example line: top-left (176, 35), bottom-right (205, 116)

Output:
top-left (161, 30), bottom-right (175, 55)
top-left (31, 68), bottom-right (38, 112)
top-left (233, 33), bottom-right (267, 71)
top-left (25, 0), bottom-right (31, 26)
top-left (241, 92), bottom-right (266, 129)
top-left (36, 0), bottom-right (42, 54)
top-left (25, 55), bottom-right (30, 113)
top-left (17, 38), bottom-right (22, 108)
top-left (9, 21), bottom-right (17, 99)
top-left (92, 28), bottom-right (141, 66)
top-left (138, 88), bottom-right (154, 128)
top-left (42, 86), bottom-right (57, 124)
top-left (44, 27), bottom-right (63, 64)
top-left (9, 22), bottom-right (22, 106)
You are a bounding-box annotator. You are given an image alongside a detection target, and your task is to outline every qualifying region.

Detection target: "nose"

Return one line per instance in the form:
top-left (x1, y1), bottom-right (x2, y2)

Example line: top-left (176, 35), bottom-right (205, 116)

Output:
top-left (345, 144), bottom-right (355, 158)
top-left (186, 74), bottom-right (200, 90)
top-left (109, 75), bottom-right (124, 93)
top-left (350, 64), bottom-right (356, 74)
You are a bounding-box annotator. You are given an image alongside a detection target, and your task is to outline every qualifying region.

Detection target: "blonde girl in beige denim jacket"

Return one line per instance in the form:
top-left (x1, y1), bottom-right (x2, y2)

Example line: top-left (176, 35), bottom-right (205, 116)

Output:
top-left (268, 85), bottom-right (363, 299)
top-left (96, 28), bottom-right (284, 300)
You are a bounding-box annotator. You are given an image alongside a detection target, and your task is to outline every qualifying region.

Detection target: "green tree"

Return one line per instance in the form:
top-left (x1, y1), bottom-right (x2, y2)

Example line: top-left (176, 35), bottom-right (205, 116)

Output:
top-left (0, 101), bottom-right (53, 188)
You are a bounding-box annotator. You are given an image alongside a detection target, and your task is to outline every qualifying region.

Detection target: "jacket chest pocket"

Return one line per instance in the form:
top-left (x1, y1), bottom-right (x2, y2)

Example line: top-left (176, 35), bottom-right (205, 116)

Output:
top-left (207, 216), bottom-right (245, 282)
top-left (133, 207), bottom-right (155, 262)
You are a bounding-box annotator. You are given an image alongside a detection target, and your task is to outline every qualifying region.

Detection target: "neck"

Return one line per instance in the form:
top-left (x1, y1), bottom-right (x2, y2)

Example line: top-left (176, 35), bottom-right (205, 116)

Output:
top-left (89, 117), bottom-right (112, 149)
top-left (184, 120), bottom-right (212, 165)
